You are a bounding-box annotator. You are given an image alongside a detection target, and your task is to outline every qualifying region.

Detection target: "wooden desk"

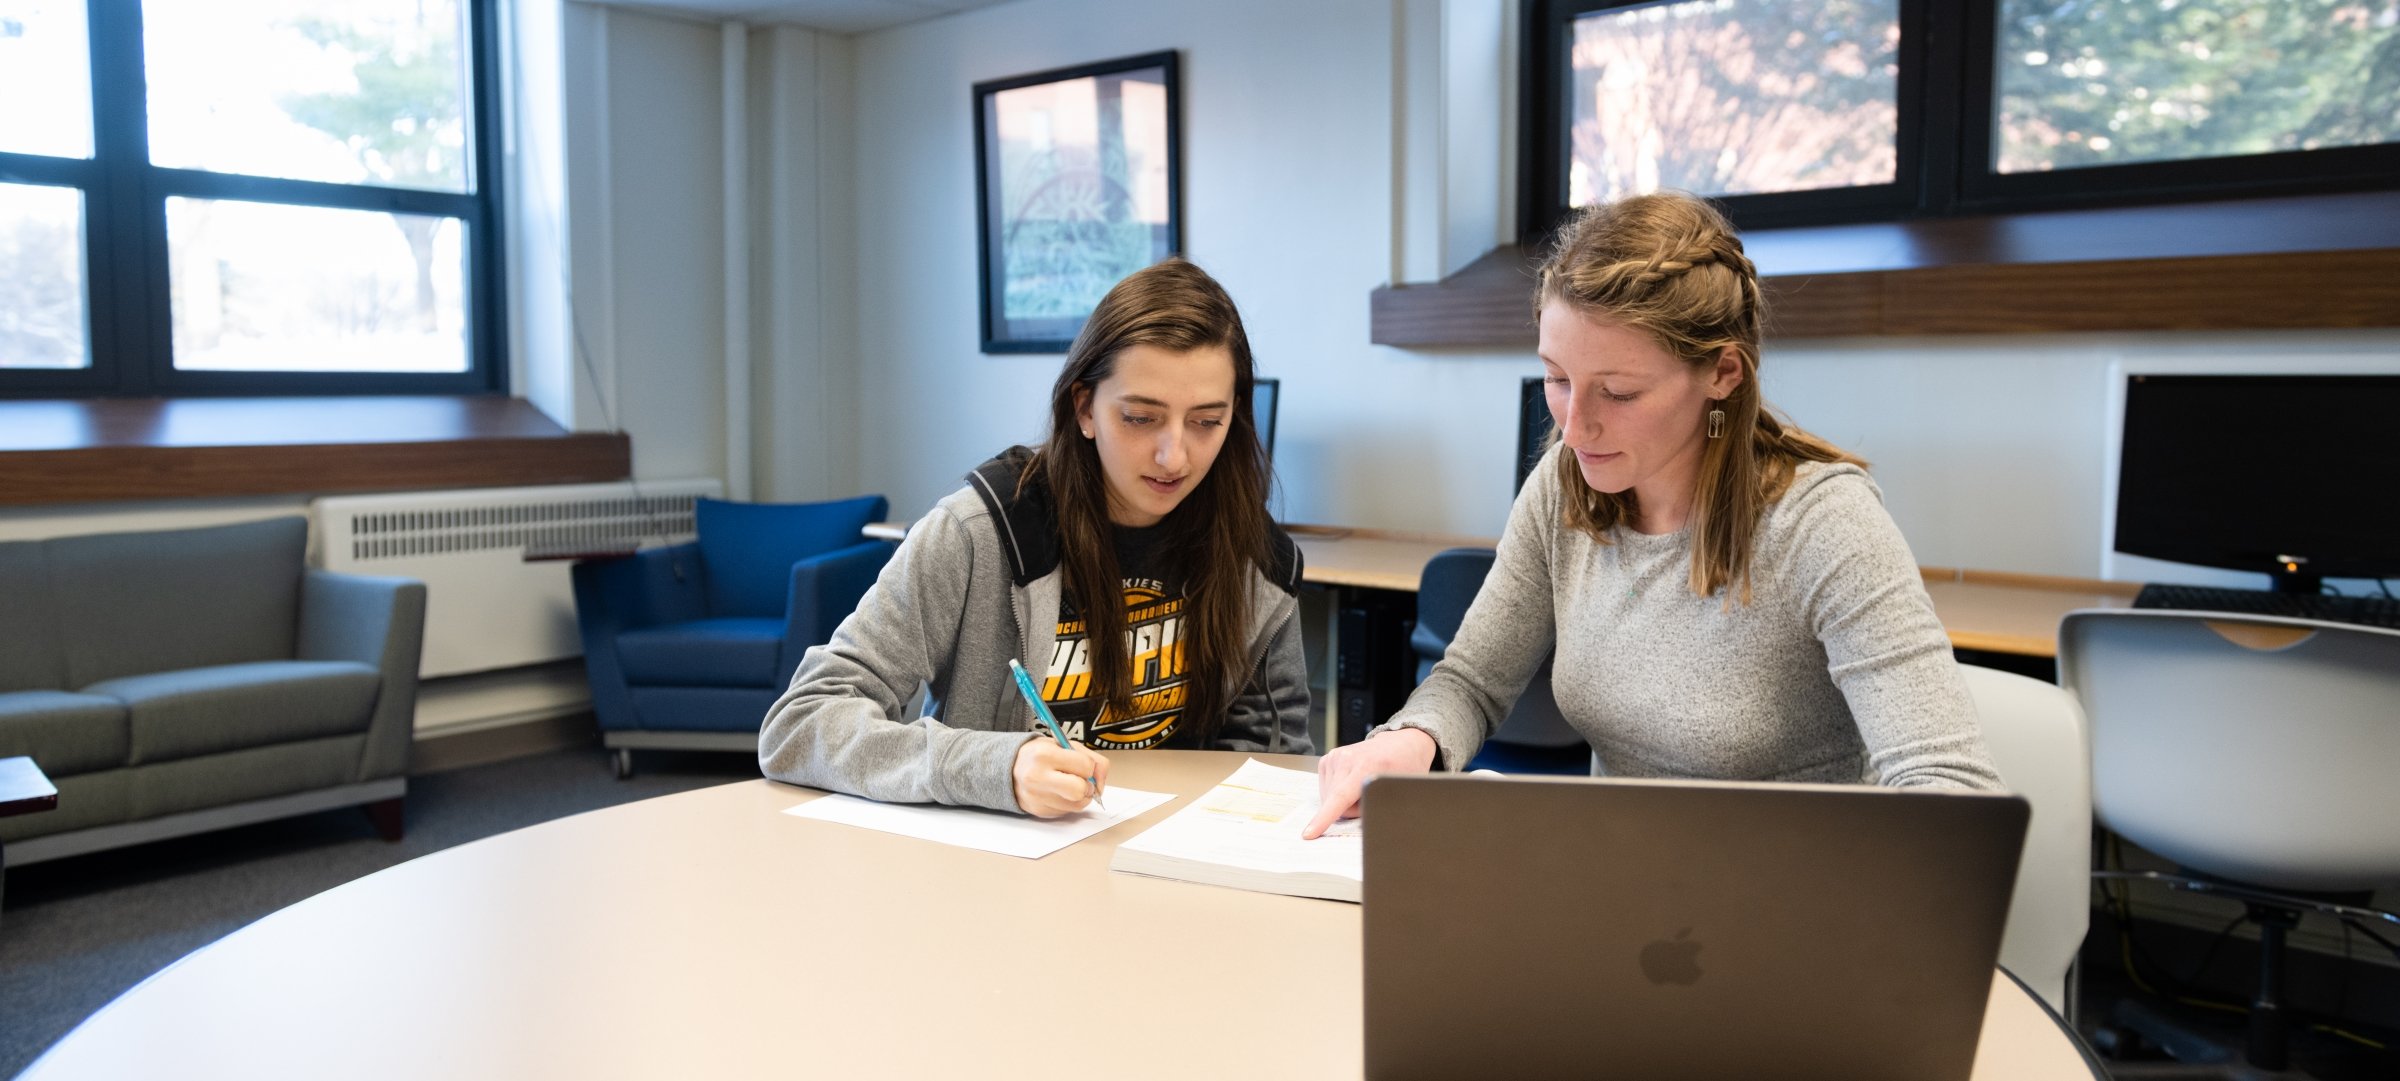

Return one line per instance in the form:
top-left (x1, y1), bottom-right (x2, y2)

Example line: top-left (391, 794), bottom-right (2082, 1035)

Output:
top-left (1920, 567), bottom-right (2140, 658)
top-left (1286, 524), bottom-right (1496, 592)
top-left (1289, 525), bottom-right (2137, 661)
top-left (19, 752), bottom-right (2097, 1080)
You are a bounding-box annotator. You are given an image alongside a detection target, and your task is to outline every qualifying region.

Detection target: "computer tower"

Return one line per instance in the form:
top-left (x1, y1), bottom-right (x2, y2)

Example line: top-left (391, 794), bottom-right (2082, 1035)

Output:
top-left (1336, 592), bottom-right (1417, 746)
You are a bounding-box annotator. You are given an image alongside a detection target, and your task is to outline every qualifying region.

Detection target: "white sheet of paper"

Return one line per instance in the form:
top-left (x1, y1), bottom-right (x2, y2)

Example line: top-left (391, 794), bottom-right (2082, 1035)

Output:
top-left (783, 787), bottom-right (1175, 859)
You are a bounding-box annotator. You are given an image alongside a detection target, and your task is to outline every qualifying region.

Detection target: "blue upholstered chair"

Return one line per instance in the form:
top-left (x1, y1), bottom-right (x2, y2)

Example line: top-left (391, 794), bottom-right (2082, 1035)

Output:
top-left (1411, 547), bottom-right (1591, 775)
top-left (571, 495), bottom-right (895, 777)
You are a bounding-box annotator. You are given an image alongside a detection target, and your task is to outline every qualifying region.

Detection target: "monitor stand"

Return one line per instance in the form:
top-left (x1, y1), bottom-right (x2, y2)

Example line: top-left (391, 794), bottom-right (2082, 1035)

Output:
top-left (2267, 565), bottom-right (2323, 594)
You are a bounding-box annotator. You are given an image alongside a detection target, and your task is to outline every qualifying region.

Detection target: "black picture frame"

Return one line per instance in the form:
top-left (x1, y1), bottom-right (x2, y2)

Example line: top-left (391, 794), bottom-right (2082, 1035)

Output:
top-left (973, 51), bottom-right (1182, 354)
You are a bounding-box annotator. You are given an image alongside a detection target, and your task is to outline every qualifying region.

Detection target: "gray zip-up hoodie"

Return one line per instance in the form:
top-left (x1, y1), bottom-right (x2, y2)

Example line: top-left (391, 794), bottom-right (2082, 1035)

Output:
top-left (758, 448), bottom-right (1313, 812)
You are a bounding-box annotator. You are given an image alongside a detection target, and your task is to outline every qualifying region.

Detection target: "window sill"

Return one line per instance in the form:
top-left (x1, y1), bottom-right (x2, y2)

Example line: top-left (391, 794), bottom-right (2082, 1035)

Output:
top-left (1369, 191), bottom-right (2400, 346)
top-left (0, 396), bottom-right (630, 507)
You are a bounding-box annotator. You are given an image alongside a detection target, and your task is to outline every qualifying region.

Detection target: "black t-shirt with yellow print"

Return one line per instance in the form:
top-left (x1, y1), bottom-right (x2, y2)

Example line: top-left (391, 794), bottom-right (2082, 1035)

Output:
top-left (1034, 523), bottom-right (1196, 750)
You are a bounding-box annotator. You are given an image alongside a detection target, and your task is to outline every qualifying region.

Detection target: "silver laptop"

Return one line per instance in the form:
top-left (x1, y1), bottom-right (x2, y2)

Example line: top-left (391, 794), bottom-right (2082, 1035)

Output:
top-left (1362, 774), bottom-right (2029, 1081)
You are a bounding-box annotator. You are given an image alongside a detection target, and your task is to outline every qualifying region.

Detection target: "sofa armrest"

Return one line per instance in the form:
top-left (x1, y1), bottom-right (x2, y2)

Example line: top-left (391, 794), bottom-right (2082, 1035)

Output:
top-left (779, 540), bottom-right (898, 681)
top-left (299, 570), bottom-right (427, 783)
top-left (570, 543), bottom-right (705, 733)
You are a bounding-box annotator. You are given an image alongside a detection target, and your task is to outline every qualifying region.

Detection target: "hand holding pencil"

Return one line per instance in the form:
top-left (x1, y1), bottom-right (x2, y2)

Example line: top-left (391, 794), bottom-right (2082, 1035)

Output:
top-left (1007, 658), bottom-right (1110, 818)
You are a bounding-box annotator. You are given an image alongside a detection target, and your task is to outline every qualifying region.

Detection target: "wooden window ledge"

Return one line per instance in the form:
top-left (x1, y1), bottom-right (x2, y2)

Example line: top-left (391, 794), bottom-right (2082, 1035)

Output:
top-left (1370, 191), bottom-right (2400, 347)
top-left (0, 397), bottom-right (629, 507)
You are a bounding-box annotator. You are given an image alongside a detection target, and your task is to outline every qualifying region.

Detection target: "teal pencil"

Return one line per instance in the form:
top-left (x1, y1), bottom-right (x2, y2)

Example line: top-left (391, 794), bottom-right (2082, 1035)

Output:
top-left (1008, 658), bottom-right (1104, 811)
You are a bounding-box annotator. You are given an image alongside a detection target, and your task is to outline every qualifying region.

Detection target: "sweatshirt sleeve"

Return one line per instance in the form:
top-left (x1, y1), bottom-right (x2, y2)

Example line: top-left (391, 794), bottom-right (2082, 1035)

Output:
top-left (756, 504), bottom-right (1036, 812)
top-left (1785, 472), bottom-right (2005, 792)
top-left (1371, 461), bottom-right (1562, 771)
top-left (1218, 599), bottom-right (1314, 756)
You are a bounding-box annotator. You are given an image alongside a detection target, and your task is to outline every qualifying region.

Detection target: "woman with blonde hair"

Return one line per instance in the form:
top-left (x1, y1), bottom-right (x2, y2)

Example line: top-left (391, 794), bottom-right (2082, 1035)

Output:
top-left (1305, 191), bottom-right (1997, 836)
top-left (762, 258), bottom-right (1309, 817)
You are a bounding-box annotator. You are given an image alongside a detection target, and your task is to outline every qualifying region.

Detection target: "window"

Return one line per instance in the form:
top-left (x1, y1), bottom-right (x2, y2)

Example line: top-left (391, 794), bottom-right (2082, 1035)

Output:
top-left (0, 0), bottom-right (504, 397)
top-left (1521, 0), bottom-right (2400, 238)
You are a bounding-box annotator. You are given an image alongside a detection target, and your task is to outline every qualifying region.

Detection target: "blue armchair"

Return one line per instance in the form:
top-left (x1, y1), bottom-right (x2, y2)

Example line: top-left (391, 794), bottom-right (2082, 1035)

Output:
top-left (571, 495), bottom-right (895, 777)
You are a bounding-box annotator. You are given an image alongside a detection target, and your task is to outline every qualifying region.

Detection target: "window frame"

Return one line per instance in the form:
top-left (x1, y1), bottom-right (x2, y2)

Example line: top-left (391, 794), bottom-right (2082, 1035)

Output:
top-left (1954, 0), bottom-right (2400, 211)
top-left (1520, 0), bottom-right (1939, 240)
top-left (1519, 0), bottom-right (2400, 244)
top-left (0, 0), bottom-right (508, 399)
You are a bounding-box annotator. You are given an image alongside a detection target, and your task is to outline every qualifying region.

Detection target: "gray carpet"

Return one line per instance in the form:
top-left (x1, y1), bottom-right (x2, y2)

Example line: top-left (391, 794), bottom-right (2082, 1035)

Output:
top-left (0, 746), bottom-right (758, 1077)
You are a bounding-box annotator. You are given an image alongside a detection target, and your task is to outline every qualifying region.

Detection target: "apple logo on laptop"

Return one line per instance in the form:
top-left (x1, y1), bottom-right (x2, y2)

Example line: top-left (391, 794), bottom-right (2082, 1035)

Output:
top-left (1639, 928), bottom-right (1703, 986)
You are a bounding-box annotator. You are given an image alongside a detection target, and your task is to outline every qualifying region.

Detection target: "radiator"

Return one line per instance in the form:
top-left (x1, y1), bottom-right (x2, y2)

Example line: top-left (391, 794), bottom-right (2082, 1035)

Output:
top-left (315, 480), bottom-right (722, 678)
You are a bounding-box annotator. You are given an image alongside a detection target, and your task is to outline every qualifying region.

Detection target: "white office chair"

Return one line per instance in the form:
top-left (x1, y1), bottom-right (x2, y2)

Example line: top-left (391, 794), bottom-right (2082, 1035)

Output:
top-left (1958, 663), bottom-right (2092, 1018)
top-left (2058, 609), bottom-right (2400, 1075)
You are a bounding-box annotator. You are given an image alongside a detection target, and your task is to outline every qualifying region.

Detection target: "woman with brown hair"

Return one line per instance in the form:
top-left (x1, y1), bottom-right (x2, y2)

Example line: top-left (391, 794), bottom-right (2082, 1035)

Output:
top-left (760, 258), bottom-right (1309, 817)
top-left (1304, 191), bottom-right (1998, 837)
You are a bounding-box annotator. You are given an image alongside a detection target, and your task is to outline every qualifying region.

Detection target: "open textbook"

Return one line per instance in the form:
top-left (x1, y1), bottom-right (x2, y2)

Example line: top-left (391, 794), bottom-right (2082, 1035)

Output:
top-left (1109, 758), bottom-right (1363, 903)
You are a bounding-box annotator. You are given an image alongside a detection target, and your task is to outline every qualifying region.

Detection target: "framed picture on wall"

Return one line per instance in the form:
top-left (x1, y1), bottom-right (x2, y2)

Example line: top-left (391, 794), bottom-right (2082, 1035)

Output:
top-left (974, 51), bottom-right (1182, 353)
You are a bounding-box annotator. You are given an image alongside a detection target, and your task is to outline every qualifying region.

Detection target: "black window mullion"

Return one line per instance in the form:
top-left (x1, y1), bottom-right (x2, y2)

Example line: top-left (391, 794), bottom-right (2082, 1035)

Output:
top-left (469, 0), bottom-right (508, 395)
top-left (1518, 0), bottom-right (1565, 246)
top-left (88, 0), bottom-right (162, 397)
top-left (0, 153), bottom-right (97, 189)
top-left (1910, 0), bottom-right (1965, 218)
top-left (150, 168), bottom-right (483, 218)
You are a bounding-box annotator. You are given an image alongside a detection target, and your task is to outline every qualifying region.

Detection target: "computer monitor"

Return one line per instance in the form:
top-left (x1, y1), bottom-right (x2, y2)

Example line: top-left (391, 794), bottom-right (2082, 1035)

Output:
top-left (1516, 376), bottom-right (1552, 494)
top-left (2115, 374), bottom-right (2400, 593)
top-left (1251, 376), bottom-right (1278, 462)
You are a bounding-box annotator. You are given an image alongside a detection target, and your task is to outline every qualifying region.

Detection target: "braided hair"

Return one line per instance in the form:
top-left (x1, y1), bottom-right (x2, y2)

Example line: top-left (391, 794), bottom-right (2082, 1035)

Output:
top-left (1533, 191), bottom-right (1862, 603)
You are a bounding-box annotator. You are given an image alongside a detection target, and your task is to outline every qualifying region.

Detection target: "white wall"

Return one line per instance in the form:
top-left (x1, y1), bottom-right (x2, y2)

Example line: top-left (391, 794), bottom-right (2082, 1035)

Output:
top-left (551, 4), bottom-right (856, 501)
top-left (747, 24), bottom-right (859, 503)
top-left (564, 3), bottom-right (727, 484)
top-left (849, 0), bottom-right (1419, 528)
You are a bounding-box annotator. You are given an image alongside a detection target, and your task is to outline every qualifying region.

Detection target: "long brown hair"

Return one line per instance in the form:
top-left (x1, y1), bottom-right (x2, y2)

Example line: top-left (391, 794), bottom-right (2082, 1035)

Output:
top-left (1535, 191), bottom-right (1863, 603)
top-left (1028, 258), bottom-right (1273, 746)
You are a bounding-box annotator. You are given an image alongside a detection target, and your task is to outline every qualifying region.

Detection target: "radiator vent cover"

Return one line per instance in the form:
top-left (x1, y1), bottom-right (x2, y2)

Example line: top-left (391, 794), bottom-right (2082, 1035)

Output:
top-left (345, 495), bottom-right (702, 562)
top-left (316, 480), bottom-right (722, 678)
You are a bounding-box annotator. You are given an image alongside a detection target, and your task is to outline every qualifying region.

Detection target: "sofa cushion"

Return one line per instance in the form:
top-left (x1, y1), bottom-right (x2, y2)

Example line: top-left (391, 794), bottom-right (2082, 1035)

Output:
top-left (128, 734), bottom-right (373, 822)
top-left (615, 618), bottom-right (786, 687)
top-left (0, 691), bottom-right (130, 777)
top-left (0, 540), bottom-right (70, 693)
top-left (695, 495), bottom-right (887, 619)
top-left (625, 685), bottom-right (781, 733)
top-left (87, 660), bottom-right (382, 765)
top-left (50, 517), bottom-right (308, 687)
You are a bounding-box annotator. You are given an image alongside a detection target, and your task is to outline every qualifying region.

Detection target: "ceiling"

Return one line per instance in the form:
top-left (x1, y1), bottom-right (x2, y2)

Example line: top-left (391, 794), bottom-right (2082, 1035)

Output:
top-left (580, 0), bottom-right (1022, 36)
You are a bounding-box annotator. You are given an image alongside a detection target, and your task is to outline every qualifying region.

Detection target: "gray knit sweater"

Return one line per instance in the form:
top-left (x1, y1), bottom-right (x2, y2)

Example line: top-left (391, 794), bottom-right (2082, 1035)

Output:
top-left (1378, 446), bottom-right (2002, 791)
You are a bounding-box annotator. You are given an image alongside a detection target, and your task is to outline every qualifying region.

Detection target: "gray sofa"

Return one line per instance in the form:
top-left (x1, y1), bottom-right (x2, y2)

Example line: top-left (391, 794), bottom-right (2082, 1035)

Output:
top-left (0, 517), bottom-right (425, 865)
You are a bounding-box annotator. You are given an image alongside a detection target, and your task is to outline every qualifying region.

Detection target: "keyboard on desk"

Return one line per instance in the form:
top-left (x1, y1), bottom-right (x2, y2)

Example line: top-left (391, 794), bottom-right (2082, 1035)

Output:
top-left (2133, 584), bottom-right (2400, 630)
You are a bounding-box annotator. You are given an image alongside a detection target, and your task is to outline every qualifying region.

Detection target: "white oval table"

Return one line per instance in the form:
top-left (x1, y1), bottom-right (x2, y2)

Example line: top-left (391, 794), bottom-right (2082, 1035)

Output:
top-left (20, 751), bottom-right (2102, 1079)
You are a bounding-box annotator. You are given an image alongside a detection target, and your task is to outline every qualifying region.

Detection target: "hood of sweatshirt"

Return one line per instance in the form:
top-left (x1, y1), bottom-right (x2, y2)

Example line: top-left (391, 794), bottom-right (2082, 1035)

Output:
top-left (962, 445), bottom-right (1302, 594)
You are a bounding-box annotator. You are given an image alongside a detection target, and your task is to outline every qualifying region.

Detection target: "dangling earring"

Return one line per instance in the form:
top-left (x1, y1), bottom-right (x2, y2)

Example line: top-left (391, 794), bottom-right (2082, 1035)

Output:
top-left (1706, 404), bottom-right (1726, 440)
